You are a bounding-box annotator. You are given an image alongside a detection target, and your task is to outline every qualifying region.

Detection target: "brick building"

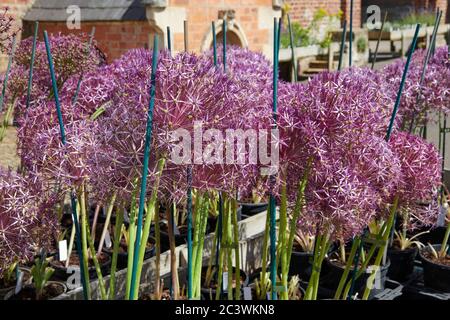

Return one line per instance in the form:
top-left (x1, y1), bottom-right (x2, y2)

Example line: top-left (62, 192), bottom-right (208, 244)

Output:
top-left (0, 0), bottom-right (448, 70)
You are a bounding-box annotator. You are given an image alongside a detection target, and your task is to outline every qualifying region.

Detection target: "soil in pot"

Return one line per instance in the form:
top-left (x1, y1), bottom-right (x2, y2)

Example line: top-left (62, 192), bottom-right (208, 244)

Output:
top-left (105, 237), bottom-right (155, 269)
top-left (0, 267), bottom-right (32, 299)
top-left (5, 281), bottom-right (66, 300)
top-left (159, 223), bottom-right (187, 253)
top-left (49, 252), bottom-right (111, 281)
top-left (419, 244), bottom-right (450, 292)
top-left (322, 253), bottom-right (390, 299)
top-left (387, 245), bottom-right (418, 282)
top-left (201, 266), bottom-right (248, 300)
top-left (140, 289), bottom-right (188, 300)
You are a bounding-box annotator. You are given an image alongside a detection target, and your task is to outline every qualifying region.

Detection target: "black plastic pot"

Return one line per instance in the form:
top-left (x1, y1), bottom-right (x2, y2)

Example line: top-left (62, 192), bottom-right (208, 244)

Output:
top-left (49, 252), bottom-right (111, 281)
top-left (159, 224), bottom-right (187, 253)
top-left (4, 281), bottom-right (67, 300)
top-left (239, 202), bottom-right (268, 219)
top-left (322, 258), bottom-right (390, 298)
top-left (387, 246), bottom-right (418, 282)
top-left (105, 238), bottom-right (155, 269)
top-left (289, 250), bottom-right (314, 280)
top-left (419, 244), bottom-right (450, 292)
top-left (201, 266), bottom-right (248, 300)
top-left (415, 226), bottom-right (446, 245)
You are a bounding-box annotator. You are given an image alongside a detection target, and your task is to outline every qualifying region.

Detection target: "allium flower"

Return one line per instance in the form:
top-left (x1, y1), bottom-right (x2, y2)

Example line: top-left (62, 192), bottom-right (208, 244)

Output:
top-left (94, 49), bottom-right (263, 203)
top-left (0, 169), bottom-right (58, 275)
top-left (278, 68), bottom-right (400, 240)
top-left (59, 65), bottom-right (117, 116)
top-left (380, 46), bottom-right (450, 129)
top-left (22, 120), bottom-right (101, 191)
top-left (8, 33), bottom-right (105, 118)
top-left (17, 98), bottom-right (85, 171)
top-left (389, 131), bottom-right (442, 229)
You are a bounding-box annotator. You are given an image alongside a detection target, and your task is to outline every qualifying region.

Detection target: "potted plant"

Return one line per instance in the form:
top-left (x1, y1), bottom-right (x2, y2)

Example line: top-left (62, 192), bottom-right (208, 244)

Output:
top-left (289, 230), bottom-right (316, 280)
top-left (6, 254), bottom-right (66, 300)
top-left (0, 262), bottom-right (32, 299)
top-left (387, 206), bottom-right (429, 282)
top-left (419, 206), bottom-right (450, 291)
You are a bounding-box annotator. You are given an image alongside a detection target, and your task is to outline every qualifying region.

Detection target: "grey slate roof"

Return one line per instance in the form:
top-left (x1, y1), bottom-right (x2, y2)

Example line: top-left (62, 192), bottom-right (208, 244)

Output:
top-left (23, 0), bottom-right (148, 22)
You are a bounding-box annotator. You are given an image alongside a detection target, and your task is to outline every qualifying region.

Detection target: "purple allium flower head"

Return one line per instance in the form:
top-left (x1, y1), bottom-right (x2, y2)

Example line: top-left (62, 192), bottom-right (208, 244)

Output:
top-left (389, 131), bottom-right (442, 229)
top-left (59, 65), bottom-right (117, 116)
top-left (279, 68), bottom-right (400, 240)
top-left (380, 46), bottom-right (450, 128)
top-left (22, 120), bottom-right (101, 191)
top-left (17, 98), bottom-right (84, 171)
top-left (0, 169), bottom-right (58, 275)
top-left (8, 33), bottom-right (105, 118)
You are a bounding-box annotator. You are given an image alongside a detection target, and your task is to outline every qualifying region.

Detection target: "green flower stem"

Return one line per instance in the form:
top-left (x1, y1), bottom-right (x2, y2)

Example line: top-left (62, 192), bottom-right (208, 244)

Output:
top-left (215, 201), bottom-right (227, 300)
top-left (109, 206), bottom-right (124, 300)
top-left (86, 221), bottom-right (107, 300)
top-left (193, 192), bottom-right (210, 298)
top-left (79, 183), bottom-right (91, 299)
top-left (334, 237), bottom-right (360, 299)
top-left (154, 201), bottom-right (161, 299)
top-left (362, 196), bottom-right (399, 300)
top-left (279, 182), bottom-right (288, 300)
top-left (340, 220), bottom-right (388, 299)
top-left (304, 234), bottom-right (331, 300)
top-left (231, 197), bottom-right (241, 300)
top-left (125, 180), bottom-right (139, 300)
top-left (97, 191), bottom-right (117, 253)
top-left (439, 217), bottom-right (450, 257)
top-left (259, 205), bottom-right (271, 299)
top-left (204, 219), bottom-right (219, 288)
top-left (304, 234), bottom-right (322, 300)
top-left (286, 163), bottom-right (310, 268)
top-left (131, 157), bottom-right (165, 299)
top-left (226, 197), bottom-right (233, 300)
top-left (167, 203), bottom-right (179, 300)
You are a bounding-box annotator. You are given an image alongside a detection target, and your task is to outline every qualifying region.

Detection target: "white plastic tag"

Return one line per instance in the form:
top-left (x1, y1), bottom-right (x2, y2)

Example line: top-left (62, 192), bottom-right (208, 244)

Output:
top-left (243, 287), bottom-right (252, 300)
top-left (223, 272), bottom-right (228, 291)
top-left (105, 230), bottom-right (112, 249)
top-left (437, 206), bottom-right (446, 227)
top-left (15, 271), bottom-right (23, 294)
top-left (59, 240), bottom-right (68, 261)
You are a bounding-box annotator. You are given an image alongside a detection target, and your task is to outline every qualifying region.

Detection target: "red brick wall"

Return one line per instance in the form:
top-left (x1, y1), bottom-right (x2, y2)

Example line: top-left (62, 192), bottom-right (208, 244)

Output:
top-left (22, 21), bottom-right (160, 63)
top-left (341, 0), bottom-right (362, 28)
top-left (171, 0), bottom-right (274, 53)
top-left (285, 0), bottom-right (342, 26)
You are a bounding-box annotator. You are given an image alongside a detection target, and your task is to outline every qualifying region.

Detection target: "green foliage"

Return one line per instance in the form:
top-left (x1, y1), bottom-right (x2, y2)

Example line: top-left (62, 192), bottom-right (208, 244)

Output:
top-left (30, 255), bottom-right (54, 300)
top-left (2, 261), bottom-right (18, 284)
top-left (356, 37), bottom-right (367, 53)
top-left (281, 8), bottom-right (342, 49)
top-left (392, 11), bottom-right (437, 29)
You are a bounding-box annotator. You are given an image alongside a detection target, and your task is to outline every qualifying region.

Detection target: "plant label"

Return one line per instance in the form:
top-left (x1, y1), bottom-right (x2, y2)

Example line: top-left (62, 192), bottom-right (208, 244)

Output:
top-left (59, 239), bottom-right (68, 261)
top-left (223, 272), bottom-right (228, 291)
top-left (15, 270), bottom-right (23, 294)
top-left (437, 206), bottom-right (446, 227)
top-left (243, 287), bottom-right (252, 300)
top-left (105, 230), bottom-right (112, 248)
top-left (174, 225), bottom-right (181, 236)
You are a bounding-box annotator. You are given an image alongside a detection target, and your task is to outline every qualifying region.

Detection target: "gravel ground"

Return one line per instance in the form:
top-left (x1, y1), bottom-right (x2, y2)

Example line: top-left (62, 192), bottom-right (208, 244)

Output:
top-left (0, 125), bottom-right (20, 170)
